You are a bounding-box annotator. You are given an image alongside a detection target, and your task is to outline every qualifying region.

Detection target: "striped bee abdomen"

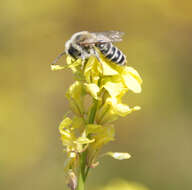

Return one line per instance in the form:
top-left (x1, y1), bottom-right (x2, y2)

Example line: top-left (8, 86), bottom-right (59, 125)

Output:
top-left (96, 43), bottom-right (126, 65)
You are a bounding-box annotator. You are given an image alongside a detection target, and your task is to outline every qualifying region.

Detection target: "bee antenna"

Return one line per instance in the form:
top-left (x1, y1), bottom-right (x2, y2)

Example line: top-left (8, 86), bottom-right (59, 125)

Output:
top-left (52, 51), bottom-right (66, 65)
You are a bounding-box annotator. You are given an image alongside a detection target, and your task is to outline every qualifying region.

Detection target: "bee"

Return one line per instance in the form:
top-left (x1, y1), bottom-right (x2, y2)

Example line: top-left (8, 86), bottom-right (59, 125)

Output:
top-left (52, 31), bottom-right (126, 66)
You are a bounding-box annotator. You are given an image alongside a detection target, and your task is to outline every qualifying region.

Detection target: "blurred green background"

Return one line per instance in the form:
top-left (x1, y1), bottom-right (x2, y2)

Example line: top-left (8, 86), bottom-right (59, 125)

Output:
top-left (1, 0), bottom-right (192, 189)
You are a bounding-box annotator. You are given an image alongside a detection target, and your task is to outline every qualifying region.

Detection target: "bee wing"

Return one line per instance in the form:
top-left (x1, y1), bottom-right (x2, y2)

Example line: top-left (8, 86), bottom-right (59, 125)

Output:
top-left (93, 31), bottom-right (124, 42)
top-left (79, 31), bottom-right (124, 46)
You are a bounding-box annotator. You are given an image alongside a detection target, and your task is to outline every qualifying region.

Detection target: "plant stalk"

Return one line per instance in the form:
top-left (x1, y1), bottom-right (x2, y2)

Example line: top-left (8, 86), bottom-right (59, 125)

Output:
top-left (77, 152), bottom-right (86, 190)
top-left (76, 99), bottom-right (98, 190)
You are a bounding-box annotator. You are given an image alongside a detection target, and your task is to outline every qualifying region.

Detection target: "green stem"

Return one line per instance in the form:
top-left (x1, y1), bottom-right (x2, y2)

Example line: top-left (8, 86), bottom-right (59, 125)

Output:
top-left (77, 152), bottom-right (86, 190)
top-left (88, 99), bottom-right (98, 124)
top-left (77, 99), bottom-right (98, 190)
top-left (77, 168), bottom-right (84, 190)
top-left (84, 165), bottom-right (90, 179)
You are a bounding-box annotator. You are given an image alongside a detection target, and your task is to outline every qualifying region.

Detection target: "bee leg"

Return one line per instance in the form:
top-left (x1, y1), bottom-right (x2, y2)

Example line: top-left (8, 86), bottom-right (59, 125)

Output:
top-left (80, 58), bottom-right (85, 70)
top-left (92, 48), bottom-right (104, 75)
top-left (81, 56), bottom-right (89, 70)
top-left (91, 48), bottom-right (101, 62)
top-left (80, 51), bottom-right (91, 70)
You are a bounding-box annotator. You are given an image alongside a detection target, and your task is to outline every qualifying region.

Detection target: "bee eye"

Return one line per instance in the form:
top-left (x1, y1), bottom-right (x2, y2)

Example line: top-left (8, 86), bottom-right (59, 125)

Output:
top-left (68, 46), bottom-right (81, 58)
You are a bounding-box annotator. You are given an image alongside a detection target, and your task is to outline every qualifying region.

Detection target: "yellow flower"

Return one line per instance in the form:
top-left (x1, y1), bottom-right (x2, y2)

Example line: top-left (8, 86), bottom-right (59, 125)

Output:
top-left (85, 124), bottom-right (115, 166)
top-left (78, 55), bottom-right (142, 124)
top-left (52, 52), bottom-right (143, 178)
top-left (59, 116), bottom-right (94, 154)
top-left (86, 124), bottom-right (115, 148)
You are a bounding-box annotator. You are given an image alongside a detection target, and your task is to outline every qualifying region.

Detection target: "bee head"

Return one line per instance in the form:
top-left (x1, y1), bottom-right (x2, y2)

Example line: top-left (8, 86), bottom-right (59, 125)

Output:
top-left (70, 31), bottom-right (92, 44)
top-left (65, 31), bottom-right (89, 52)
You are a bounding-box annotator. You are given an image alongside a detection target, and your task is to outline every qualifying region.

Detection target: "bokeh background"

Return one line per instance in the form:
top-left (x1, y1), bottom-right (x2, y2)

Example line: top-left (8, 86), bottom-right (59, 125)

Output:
top-left (1, 0), bottom-right (192, 190)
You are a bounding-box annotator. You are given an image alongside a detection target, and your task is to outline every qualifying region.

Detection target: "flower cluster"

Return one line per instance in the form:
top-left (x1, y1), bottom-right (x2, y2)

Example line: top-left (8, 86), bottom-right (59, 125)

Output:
top-left (51, 54), bottom-right (142, 189)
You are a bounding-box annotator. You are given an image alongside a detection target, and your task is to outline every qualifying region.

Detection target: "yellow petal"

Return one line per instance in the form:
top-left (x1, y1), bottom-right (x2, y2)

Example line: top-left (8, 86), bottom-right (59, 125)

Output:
top-left (85, 83), bottom-right (100, 99)
top-left (133, 105), bottom-right (141, 111)
top-left (68, 59), bottom-right (82, 69)
top-left (103, 81), bottom-right (127, 97)
top-left (68, 81), bottom-right (84, 98)
top-left (86, 124), bottom-right (103, 134)
top-left (60, 129), bottom-right (75, 147)
top-left (125, 67), bottom-right (143, 84)
top-left (59, 117), bottom-right (77, 149)
top-left (84, 56), bottom-right (104, 84)
top-left (66, 55), bottom-right (74, 65)
top-left (84, 57), bottom-right (97, 83)
top-left (106, 98), bottom-right (140, 117)
top-left (106, 152), bottom-right (131, 160)
top-left (66, 56), bottom-right (82, 72)
top-left (66, 55), bottom-right (81, 66)
top-left (84, 56), bottom-right (96, 74)
top-left (100, 59), bottom-right (119, 76)
top-left (59, 117), bottom-right (72, 132)
top-left (90, 125), bottom-right (115, 148)
top-left (50, 64), bottom-right (65, 71)
top-left (114, 103), bottom-right (132, 117)
top-left (60, 129), bottom-right (72, 139)
top-left (71, 116), bottom-right (84, 130)
top-left (98, 109), bottom-right (119, 124)
top-left (74, 137), bottom-right (95, 145)
top-left (121, 66), bottom-right (142, 93)
top-left (66, 81), bottom-right (85, 115)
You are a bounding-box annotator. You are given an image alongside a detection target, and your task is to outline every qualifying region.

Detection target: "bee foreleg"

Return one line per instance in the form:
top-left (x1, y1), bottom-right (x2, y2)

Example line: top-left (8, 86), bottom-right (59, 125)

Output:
top-left (92, 49), bottom-right (99, 61)
top-left (91, 48), bottom-right (104, 75)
